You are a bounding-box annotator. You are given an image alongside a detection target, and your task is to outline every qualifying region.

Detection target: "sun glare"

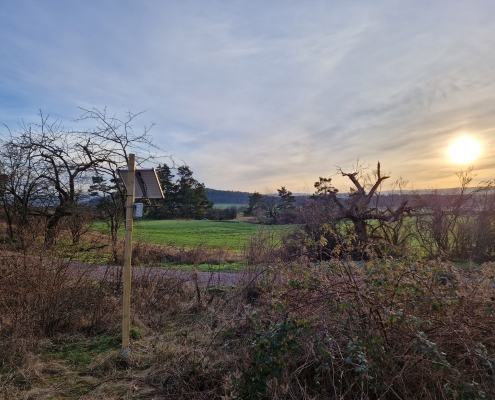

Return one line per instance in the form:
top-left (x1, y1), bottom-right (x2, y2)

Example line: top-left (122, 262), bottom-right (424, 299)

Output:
top-left (448, 137), bottom-right (480, 164)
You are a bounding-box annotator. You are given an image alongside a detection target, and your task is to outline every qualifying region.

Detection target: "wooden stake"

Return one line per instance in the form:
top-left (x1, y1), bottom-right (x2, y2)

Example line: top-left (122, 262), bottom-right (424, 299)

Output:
top-left (122, 153), bottom-right (135, 355)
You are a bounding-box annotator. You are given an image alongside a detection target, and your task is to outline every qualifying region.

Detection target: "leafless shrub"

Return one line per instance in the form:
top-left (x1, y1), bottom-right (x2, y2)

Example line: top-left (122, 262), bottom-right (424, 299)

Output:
top-left (130, 241), bottom-right (171, 266)
top-left (414, 170), bottom-right (495, 261)
top-left (232, 256), bottom-right (495, 399)
top-left (0, 250), bottom-right (114, 338)
top-left (131, 240), bottom-right (241, 266)
top-left (61, 205), bottom-right (95, 245)
top-left (244, 228), bottom-right (283, 265)
top-left (131, 268), bottom-right (189, 329)
top-left (169, 244), bottom-right (240, 265)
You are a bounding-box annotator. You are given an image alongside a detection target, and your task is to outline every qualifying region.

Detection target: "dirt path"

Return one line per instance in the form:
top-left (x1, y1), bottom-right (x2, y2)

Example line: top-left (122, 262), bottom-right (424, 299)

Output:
top-left (0, 250), bottom-right (259, 287)
top-left (83, 263), bottom-right (261, 287)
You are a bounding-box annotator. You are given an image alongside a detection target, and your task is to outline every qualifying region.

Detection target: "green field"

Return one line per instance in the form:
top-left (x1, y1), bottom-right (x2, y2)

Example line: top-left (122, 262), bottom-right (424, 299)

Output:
top-left (109, 220), bottom-right (291, 251)
top-left (212, 203), bottom-right (247, 209)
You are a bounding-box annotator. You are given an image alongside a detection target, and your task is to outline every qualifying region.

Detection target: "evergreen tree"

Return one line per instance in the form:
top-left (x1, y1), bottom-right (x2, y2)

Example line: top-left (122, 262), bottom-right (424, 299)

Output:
top-left (175, 165), bottom-right (213, 219)
top-left (277, 186), bottom-right (296, 211)
top-left (150, 163), bottom-right (212, 219)
top-left (245, 191), bottom-right (264, 216)
top-left (154, 163), bottom-right (178, 218)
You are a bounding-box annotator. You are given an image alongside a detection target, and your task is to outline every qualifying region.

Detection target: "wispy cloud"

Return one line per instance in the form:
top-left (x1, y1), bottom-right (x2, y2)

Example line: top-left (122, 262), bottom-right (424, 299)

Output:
top-left (1, 1), bottom-right (494, 191)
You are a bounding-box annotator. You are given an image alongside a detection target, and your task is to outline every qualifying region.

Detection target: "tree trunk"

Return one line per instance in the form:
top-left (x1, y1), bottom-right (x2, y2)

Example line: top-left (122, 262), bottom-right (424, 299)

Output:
top-left (44, 206), bottom-right (68, 246)
top-left (353, 218), bottom-right (369, 244)
top-left (45, 216), bottom-right (60, 247)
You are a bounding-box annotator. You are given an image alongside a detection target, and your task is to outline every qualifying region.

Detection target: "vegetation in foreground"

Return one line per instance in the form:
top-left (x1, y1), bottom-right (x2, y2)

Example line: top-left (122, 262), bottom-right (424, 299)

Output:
top-left (1, 237), bottom-right (495, 399)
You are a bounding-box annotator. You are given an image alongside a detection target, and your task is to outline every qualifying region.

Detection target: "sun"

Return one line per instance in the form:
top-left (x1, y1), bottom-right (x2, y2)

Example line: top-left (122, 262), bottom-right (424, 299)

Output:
top-left (448, 137), bottom-right (480, 164)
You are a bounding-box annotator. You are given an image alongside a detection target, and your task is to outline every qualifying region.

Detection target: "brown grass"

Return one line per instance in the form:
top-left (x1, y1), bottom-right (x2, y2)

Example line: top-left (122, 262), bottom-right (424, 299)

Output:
top-left (1, 235), bottom-right (495, 399)
top-left (132, 240), bottom-right (242, 266)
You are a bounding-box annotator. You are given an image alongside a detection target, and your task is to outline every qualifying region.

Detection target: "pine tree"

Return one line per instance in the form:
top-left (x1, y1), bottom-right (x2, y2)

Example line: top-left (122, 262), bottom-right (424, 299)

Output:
top-left (277, 186), bottom-right (296, 211)
top-left (151, 164), bottom-right (212, 219)
top-left (245, 191), bottom-right (264, 216)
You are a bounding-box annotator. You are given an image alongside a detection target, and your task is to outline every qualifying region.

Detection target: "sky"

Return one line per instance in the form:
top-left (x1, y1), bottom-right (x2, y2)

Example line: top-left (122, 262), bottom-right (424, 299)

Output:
top-left (1, 0), bottom-right (495, 193)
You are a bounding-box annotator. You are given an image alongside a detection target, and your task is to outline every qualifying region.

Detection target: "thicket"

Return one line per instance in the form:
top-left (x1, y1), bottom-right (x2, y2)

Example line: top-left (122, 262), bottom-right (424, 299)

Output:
top-left (1, 237), bottom-right (495, 399)
top-left (287, 167), bottom-right (495, 263)
top-left (236, 247), bottom-right (495, 399)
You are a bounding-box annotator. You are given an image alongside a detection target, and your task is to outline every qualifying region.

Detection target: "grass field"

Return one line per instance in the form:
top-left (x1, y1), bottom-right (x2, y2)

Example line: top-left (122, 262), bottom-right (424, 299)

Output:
top-left (98, 219), bottom-right (292, 251)
top-left (211, 203), bottom-right (247, 209)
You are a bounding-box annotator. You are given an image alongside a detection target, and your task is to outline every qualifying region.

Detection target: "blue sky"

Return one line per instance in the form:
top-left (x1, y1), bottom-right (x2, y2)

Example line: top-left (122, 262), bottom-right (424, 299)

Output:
top-left (1, 1), bottom-right (495, 192)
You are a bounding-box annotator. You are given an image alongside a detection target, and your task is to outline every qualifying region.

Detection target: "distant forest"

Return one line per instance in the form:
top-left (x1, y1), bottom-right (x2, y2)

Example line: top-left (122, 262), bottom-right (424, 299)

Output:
top-left (205, 188), bottom-right (251, 204)
top-left (204, 187), bottom-right (483, 209)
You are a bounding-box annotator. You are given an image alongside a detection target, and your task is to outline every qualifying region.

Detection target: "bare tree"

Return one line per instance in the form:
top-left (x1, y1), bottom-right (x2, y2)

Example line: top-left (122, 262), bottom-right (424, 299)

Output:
top-left (314, 162), bottom-right (412, 244)
top-left (0, 129), bottom-right (52, 246)
top-left (371, 177), bottom-right (415, 247)
top-left (1, 108), bottom-right (158, 247)
top-left (262, 188), bottom-right (279, 221)
top-left (76, 107), bottom-right (156, 168)
top-left (413, 168), bottom-right (492, 259)
top-left (89, 175), bottom-right (124, 261)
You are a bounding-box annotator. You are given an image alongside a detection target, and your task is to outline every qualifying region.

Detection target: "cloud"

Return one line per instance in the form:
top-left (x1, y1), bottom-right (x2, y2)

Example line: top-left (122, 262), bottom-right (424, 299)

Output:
top-left (1, 1), bottom-right (495, 191)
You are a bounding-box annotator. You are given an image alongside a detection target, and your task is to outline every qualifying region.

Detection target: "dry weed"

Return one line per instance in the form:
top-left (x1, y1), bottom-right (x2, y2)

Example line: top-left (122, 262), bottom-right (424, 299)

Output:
top-left (3, 235), bottom-right (494, 399)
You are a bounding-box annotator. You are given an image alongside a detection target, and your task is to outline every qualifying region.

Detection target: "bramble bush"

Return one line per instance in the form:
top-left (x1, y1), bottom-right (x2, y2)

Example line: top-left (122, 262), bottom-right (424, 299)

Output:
top-left (1, 229), bottom-right (495, 398)
top-left (231, 252), bottom-right (495, 399)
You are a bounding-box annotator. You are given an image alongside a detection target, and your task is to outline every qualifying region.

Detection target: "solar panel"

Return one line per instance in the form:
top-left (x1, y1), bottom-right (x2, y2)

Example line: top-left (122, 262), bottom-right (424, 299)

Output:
top-left (118, 168), bottom-right (164, 199)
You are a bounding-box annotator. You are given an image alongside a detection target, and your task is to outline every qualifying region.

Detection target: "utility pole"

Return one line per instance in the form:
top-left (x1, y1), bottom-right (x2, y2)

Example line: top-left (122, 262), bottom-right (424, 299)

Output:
top-left (118, 154), bottom-right (163, 356)
top-left (122, 153), bottom-right (135, 356)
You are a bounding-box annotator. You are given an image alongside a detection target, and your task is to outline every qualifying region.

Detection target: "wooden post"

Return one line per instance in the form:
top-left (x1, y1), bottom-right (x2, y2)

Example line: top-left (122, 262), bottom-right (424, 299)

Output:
top-left (122, 153), bottom-right (135, 355)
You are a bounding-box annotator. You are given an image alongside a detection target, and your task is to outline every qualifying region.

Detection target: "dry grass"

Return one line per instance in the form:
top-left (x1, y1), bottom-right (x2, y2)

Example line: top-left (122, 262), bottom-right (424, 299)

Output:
top-left (1, 236), bottom-right (495, 399)
top-left (132, 240), bottom-right (242, 266)
top-left (237, 258), bottom-right (495, 399)
top-left (0, 242), bottom-right (257, 398)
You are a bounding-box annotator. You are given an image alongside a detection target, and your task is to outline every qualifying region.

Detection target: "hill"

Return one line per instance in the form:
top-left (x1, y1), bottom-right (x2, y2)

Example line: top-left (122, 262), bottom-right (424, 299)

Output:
top-left (205, 188), bottom-right (251, 204)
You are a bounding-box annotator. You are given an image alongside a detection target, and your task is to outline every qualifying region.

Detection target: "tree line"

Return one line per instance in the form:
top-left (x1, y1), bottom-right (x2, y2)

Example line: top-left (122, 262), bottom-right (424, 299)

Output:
top-left (204, 188), bottom-right (250, 205)
top-left (244, 187), bottom-right (299, 223)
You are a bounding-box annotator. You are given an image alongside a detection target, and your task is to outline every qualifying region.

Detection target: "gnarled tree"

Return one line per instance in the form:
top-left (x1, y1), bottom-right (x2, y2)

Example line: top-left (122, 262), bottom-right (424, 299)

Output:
top-left (314, 162), bottom-right (412, 244)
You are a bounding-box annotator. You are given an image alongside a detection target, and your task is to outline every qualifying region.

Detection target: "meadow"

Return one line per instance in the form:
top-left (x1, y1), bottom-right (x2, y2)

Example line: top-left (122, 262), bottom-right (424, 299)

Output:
top-left (210, 203), bottom-right (246, 209)
top-left (97, 219), bottom-right (292, 252)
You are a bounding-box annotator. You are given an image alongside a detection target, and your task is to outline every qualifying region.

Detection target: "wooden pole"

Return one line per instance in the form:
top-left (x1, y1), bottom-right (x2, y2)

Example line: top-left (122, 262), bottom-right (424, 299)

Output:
top-left (122, 153), bottom-right (135, 355)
